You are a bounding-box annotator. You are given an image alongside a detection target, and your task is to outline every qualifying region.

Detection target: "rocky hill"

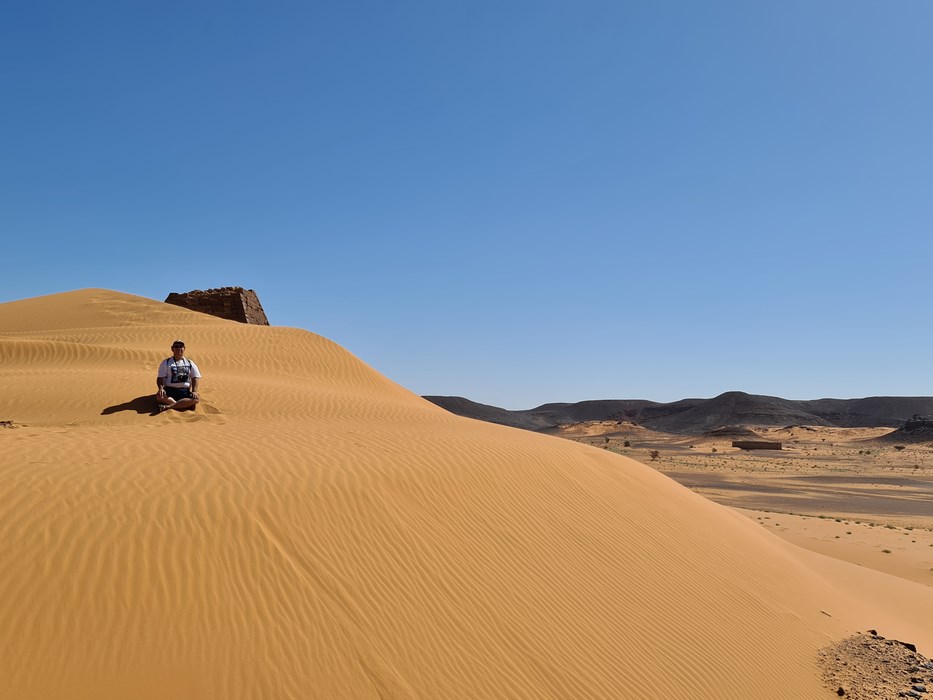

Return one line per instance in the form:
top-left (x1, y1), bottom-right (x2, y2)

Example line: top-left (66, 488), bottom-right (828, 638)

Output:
top-left (424, 392), bottom-right (933, 435)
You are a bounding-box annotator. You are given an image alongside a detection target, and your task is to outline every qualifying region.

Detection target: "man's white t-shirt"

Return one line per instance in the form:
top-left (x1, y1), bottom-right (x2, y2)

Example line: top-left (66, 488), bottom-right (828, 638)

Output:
top-left (158, 357), bottom-right (202, 388)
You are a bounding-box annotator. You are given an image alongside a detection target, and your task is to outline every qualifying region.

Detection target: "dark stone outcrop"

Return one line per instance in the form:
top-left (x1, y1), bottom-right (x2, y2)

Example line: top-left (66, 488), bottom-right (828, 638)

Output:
top-left (877, 414), bottom-right (933, 444)
top-left (904, 415), bottom-right (933, 432)
top-left (165, 287), bottom-right (269, 325)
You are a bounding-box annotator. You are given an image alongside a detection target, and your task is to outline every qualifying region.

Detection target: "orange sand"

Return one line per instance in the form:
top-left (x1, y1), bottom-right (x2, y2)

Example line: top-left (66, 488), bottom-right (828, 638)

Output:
top-left (739, 508), bottom-right (933, 588)
top-left (2, 289), bottom-right (932, 699)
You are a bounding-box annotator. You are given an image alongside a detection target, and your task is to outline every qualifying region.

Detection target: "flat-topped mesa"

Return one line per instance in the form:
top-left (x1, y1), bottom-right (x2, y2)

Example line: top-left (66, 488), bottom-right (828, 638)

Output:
top-left (164, 287), bottom-right (270, 325)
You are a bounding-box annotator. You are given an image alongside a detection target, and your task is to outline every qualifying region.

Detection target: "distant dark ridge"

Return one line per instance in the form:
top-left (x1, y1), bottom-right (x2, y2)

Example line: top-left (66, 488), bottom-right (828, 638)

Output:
top-left (523, 399), bottom-right (674, 427)
top-left (422, 396), bottom-right (551, 431)
top-left (423, 392), bottom-right (933, 435)
top-left (645, 391), bottom-right (832, 434)
top-left (701, 426), bottom-right (764, 440)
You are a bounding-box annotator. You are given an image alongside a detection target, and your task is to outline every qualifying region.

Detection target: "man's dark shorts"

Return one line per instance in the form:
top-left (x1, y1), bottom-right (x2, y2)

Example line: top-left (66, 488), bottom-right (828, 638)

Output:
top-left (165, 386), bottom-right (193, 401)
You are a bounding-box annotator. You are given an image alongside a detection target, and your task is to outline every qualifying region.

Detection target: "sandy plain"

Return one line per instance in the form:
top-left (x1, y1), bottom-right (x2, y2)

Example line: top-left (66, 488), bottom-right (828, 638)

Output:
top-left (2, 289), bottom-right (933, 699)
top-left (565, 425), bottom-right (933, 590)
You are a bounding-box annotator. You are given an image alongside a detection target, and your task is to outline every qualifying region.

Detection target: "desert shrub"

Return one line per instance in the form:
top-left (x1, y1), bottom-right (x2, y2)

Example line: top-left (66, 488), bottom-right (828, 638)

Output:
top-left (649, 450), bottom-right (660, 461)
top-left (623, 440), bottom-right (630, 447)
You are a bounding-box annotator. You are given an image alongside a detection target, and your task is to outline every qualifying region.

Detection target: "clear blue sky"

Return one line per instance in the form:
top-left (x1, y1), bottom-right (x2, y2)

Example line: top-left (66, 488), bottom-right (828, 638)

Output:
top-left (2, 1), bottom-right (932, 409)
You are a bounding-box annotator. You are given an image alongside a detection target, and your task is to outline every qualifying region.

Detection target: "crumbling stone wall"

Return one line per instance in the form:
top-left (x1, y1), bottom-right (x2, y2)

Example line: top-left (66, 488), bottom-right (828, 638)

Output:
top-left (165, 287), bottom-right (270, 325)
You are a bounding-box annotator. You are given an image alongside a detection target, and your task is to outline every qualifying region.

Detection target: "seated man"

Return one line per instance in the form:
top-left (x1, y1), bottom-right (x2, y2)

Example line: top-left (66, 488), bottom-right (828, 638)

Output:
top-left (156, 339), bottom-right (202, 411)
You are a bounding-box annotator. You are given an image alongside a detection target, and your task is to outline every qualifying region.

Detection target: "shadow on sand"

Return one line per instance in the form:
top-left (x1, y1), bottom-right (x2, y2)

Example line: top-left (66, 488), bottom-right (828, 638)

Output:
top-left (101, 395), bottom-right (161, 417)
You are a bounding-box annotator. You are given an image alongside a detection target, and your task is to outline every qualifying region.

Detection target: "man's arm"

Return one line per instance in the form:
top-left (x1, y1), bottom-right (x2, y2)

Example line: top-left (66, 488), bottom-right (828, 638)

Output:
top-left (190, 362), bottom-right (201, 398)
top-left (156, 362), bottom-right (166, 397)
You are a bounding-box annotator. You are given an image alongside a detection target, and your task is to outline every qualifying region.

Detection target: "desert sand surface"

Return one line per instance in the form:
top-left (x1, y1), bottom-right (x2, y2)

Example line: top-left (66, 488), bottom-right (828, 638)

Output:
top-left (566, 425), bottom-right (933, 589)
top-left (3, 289), bottom-right (933, 700)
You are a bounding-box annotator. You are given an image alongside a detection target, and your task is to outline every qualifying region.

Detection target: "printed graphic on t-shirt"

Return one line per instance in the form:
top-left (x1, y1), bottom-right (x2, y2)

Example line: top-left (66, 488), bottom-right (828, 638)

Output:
top-left (171, 361), bottom-right (190, 384)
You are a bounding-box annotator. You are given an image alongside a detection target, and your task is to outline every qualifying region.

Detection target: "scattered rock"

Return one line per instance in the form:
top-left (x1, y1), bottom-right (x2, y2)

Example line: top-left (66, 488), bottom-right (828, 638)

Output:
top-left (821, 632), bottom-right (933, 700)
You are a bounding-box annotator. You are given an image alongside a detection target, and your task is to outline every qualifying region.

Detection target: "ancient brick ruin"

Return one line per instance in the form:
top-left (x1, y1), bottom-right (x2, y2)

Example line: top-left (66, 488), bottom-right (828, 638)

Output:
top-left (164, 287), bottom-right (270, 325)
top-left (732, 441), bottom-right (783, 451)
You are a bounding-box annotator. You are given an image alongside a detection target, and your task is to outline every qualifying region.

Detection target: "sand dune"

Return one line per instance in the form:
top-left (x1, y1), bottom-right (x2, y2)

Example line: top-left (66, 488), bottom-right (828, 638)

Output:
top-left (2, 289), bottom-right (933, 699)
